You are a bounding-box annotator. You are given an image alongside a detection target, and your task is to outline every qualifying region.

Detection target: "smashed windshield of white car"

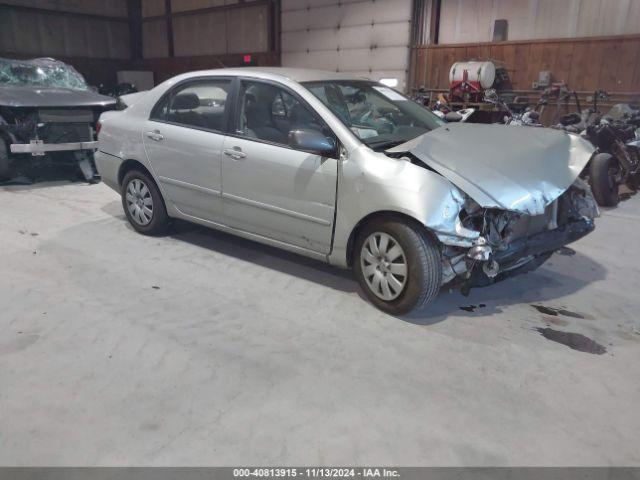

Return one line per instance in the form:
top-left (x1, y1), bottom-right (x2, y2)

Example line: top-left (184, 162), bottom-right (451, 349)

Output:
top-left (0, 57), bottom-right (89, 90)
top-left (304, 80), bottom-right (445, 150)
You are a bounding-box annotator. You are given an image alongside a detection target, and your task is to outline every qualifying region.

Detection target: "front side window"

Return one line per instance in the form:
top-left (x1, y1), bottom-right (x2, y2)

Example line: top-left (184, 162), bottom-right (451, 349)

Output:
top-left (152, 78), bottom-right (232, 131)
top-left (303, 80), bottom-right (444, 151)
top-left (236, 80), bottom-right (331, 147)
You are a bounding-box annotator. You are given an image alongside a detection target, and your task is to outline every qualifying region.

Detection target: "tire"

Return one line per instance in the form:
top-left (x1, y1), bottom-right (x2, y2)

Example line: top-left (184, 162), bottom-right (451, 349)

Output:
top-left (0, 140), bottom-right (11, 181)
top-left (589, 153), bottom-right (620, 207)
top-left (121, 169), bottom-right (170, 235)
top-left (354, 217), bottom-right (442, 315)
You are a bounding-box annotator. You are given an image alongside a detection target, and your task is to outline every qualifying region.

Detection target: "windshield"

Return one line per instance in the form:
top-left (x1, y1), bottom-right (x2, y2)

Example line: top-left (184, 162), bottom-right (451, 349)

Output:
top-left (0, 57), bottom-right (89, 90)
top-left (303, 80), bottom-right (444, 150)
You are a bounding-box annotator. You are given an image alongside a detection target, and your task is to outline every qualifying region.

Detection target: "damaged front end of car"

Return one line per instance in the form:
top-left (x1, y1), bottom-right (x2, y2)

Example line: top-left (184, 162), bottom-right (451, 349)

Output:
top-left (387, 123), bottom-right (599, 294)
top-left (0, 57), bottom-right (116, 182)
top-left (0, 106), bottom-right (104, 181)
top-left (439, 179), bottom-right (597, 293)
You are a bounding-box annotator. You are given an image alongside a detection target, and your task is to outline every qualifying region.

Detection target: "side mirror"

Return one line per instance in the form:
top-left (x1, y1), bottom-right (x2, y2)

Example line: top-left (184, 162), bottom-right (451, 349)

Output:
top-left (288, 129), bottom-right (336, 157)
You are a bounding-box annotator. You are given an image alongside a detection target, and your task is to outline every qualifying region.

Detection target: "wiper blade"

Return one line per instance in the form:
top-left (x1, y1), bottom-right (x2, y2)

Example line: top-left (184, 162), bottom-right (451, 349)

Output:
top-left (367, 139), bottom-right (406, 150)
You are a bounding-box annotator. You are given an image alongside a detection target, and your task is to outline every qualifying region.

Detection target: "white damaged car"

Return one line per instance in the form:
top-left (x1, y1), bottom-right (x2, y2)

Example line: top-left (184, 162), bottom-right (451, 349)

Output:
top-left (96, 68), bottom-right (598, 315)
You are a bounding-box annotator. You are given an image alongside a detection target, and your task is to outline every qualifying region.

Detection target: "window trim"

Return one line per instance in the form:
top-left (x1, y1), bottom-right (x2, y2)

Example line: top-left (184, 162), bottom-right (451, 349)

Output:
top-left (148, 75), bottom-right (237, 135)
top-left (226, 76), bottom-right (340, 160)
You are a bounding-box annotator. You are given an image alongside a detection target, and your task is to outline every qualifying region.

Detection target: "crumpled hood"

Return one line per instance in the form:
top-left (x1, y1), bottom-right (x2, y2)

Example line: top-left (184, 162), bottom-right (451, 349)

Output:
top-left (388, 123), bottom-right (595, 216)
top-left (0, 86), bottom-right (115, 108)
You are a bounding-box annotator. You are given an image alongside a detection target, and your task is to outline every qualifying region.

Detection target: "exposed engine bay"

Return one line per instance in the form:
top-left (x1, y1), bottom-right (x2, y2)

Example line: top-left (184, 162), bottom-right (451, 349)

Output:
top-left (0, 106), bottom-right (100, 181)
top-left (441, 180), bottom-right (597, 293)
top-left (386, 122), bottom-right (599, 294)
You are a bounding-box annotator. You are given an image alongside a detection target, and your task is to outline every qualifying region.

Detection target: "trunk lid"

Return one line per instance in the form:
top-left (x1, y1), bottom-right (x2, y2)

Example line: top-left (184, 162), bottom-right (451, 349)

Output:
top-left (0, 85), bottom-right (115, 108)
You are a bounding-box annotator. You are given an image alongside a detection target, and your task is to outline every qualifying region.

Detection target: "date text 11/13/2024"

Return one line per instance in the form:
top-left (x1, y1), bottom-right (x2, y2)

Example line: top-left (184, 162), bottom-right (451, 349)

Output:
top-left (233, 468), bottom-right (400, 478)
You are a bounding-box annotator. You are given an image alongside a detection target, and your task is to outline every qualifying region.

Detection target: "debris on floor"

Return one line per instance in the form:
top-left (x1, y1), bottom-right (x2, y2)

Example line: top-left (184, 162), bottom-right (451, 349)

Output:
top-left (459, 304), bottom-right (487, 312)
top-left (530, 304), bottom-right (588, 319)
top-left (556, 247), bottom-right (576, 256)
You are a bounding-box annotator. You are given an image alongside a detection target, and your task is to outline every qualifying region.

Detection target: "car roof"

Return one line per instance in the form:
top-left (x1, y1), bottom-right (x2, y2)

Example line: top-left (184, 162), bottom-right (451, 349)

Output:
top-left (175, 67), bottom-right (372, 84)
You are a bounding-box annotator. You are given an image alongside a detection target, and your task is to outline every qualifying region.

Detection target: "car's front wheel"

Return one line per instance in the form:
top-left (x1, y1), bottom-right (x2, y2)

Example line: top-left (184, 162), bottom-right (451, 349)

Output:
top-left (121, 169), bottom-right (170, 235)
top-left (354, 218), bottom-right (442, 315)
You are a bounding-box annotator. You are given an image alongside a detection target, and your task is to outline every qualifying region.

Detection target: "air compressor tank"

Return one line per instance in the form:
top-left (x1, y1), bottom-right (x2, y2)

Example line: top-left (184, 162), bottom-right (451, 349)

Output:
top-left (449, 61), bottom-right (496, 89)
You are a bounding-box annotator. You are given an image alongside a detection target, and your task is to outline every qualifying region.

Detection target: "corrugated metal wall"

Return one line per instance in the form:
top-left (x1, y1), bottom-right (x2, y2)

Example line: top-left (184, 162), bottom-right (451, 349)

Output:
top-left (141, 0), bottom-right (269, 59)
top-left (439, 0), bottom-right (640, 44)
top-left (141, 0), bottom-right (168, 59)
top-left (281, 0), bottom-right (413, 91)
top-left (0, 0), bottom-right (130, 59)
top-left (0, 0), bottom-right (127, 16)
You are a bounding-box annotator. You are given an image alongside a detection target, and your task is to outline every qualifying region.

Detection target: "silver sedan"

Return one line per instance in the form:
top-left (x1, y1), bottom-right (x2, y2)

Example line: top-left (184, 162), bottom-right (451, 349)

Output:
top-left (95, 67), bottom-right (598, 315)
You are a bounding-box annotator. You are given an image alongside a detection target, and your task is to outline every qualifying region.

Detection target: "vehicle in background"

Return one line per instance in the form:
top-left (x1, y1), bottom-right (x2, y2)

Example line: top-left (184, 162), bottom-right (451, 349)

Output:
top-left (412, 90), bottom-right (476, 123)
top-left (553, 93), bottom-right (640, 207)
top-left (483, 89), bottom-right (544, 127)
top-left (0, 57), bottom-right (115, 182)
top-left (96, 68), bottom-right (598, 315)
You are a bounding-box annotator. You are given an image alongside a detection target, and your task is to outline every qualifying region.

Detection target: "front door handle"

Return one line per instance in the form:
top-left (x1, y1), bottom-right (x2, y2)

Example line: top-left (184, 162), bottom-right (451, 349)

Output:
top-left (224, 147), bottom-right (246, 160)
top-left (145, 130), bottom-right (164, 142)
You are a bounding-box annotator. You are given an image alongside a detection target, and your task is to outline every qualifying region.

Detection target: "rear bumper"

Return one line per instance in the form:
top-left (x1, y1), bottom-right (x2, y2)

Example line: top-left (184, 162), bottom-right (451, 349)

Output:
top-left (93, 150), bottom-right (122, 192)
top-left (10, 140), bottom-right (98, 156)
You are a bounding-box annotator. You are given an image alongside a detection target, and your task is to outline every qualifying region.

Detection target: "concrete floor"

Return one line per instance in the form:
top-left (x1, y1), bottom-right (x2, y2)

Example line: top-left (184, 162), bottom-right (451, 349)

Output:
top-left (1, 181), bottom-right (639, 466)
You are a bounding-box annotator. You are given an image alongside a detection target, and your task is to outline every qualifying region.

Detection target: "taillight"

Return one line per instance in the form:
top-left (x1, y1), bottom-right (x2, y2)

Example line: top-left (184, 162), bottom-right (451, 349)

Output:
top-left (95, 121), bottom-right (102, 137)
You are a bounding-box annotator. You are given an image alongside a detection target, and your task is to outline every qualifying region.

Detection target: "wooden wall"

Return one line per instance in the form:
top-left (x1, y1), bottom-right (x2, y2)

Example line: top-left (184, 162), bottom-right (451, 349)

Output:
top-left (410, 34), bottom-right (640, 93)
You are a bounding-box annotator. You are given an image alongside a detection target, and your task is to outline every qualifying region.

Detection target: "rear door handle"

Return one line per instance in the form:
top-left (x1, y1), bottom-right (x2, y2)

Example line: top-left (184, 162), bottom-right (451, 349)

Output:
top-left (145, 130), bottom-right (164, 142)
top-left (224, 147), bottom-right (246, 160)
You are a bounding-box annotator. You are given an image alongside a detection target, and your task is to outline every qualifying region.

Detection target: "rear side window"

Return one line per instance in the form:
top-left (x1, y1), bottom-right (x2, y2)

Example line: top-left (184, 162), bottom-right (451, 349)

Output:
top-left (151, 78), bottom-right (232, 132)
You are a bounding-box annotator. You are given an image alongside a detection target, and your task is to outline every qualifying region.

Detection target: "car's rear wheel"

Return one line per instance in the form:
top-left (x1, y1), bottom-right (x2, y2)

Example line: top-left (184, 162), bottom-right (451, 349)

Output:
top-left (121, 169), bottom-right (170, 235)
top-left (354, 218), bottom-right (442, 315)
top-left (590, 153), bottom-right (620, 207)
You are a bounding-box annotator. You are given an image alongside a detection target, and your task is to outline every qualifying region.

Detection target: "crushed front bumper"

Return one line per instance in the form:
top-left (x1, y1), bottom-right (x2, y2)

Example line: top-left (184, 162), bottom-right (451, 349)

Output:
top-left (492, 217), bottom-right (594, 266)
top-left (460, 217), bottom-right (595, 290)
